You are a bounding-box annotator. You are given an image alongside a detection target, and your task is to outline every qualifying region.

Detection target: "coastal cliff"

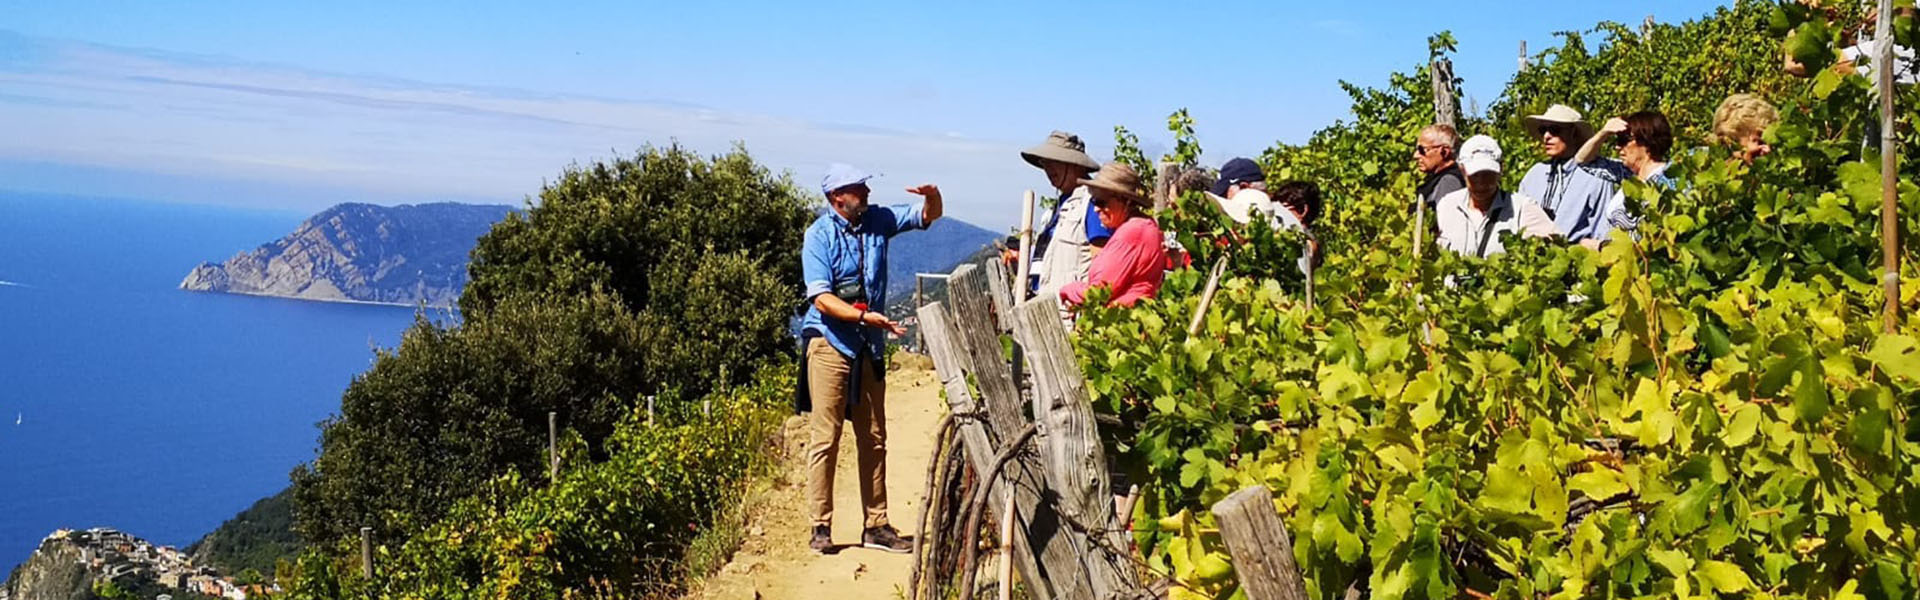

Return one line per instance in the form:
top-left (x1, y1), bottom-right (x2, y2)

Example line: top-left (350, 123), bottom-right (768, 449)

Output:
top-left (3, 536), bottom-right (88, 600)
top-left (180, 202), bottom-right (514, 307)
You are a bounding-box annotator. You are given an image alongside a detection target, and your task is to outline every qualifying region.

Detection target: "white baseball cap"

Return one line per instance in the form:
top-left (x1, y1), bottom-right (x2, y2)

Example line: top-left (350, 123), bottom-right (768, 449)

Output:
top-left (1458, 135), bottom-right (1503, 176)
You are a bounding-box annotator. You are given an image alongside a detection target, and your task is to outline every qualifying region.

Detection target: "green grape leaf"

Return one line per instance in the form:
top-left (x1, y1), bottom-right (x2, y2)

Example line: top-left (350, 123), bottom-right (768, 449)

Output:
top-left (1568, 469), bottom-right (1631, 500)
top-left (1865, 335), bottom-right (1920, 382)
top-left (1724, 403), bottom-right (1763, 447)
top-left (1848, 408), bottom-right (1889, 454)
top-left (1696, 560), bottom-right (1752, 593)
top-left (1479, 464), bottom-right (1533, 515)
top-left (1793, 370), bottom-right (1830, 423)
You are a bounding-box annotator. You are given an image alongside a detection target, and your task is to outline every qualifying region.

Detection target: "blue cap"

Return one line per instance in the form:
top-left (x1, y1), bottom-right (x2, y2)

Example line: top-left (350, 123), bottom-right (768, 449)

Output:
top-left (821, 163), bottom-right (877, 196)
top-left (1210, 158), bottom-right (1265, 197)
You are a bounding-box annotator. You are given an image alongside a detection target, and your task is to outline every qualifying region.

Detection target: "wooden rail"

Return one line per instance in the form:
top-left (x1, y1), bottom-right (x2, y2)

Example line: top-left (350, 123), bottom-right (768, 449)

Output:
top-left (916, 257), bottom-right (1309, 600)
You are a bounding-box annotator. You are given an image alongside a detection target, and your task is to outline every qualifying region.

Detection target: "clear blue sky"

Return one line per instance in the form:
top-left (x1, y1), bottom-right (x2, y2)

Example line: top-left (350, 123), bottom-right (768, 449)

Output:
top-left (0, 0), bottom-right (1731, 229)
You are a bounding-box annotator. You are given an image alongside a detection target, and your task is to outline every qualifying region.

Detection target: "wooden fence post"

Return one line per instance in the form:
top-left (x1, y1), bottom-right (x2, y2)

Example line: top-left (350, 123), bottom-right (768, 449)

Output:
top-left (1518, 40), bottom-right (1528, 70)
top-left (1015, 190), bottom-right (1037, 302)
top-left (1155, 163), bottom-right (1182, 211)
top-left (359, 526), bottom-right (374, 579)
top-left (1213, 486), bottom-right (1308, 600)
top-left (1007, 295), bottom-right (1142, 598)
top-left (1430, 57), bottom-right (1456, 128)
top-left (916, 297), bottom-right (1051, 599)
top-left (548, 411), bottom-right (558, 482)
top-left (1877, 0), bottom-right (1901, 333)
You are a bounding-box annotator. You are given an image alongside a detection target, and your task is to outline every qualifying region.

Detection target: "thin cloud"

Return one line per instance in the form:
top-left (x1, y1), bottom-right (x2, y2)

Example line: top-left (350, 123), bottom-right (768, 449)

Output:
top-left (0, 31), bottom-right (1040, 229)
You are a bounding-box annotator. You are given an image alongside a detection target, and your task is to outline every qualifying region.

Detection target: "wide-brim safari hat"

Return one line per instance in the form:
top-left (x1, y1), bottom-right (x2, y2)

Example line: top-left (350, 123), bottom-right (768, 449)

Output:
top-left (1524, 104), bottom-right (1595, 140)
top-left (1079, 162), bottom-right (1149, 208)
top-left (1021, 130), bottom-right (1102, 171)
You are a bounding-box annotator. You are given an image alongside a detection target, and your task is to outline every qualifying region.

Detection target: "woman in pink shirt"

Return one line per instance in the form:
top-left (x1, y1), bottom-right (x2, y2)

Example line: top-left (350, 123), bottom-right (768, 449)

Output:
top-left (1061, 162), bottom-right (1165, 308)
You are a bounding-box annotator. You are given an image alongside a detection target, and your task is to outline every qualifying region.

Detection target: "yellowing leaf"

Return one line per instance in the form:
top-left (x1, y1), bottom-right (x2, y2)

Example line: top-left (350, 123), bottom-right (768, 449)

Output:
top-left (1568, 469), bottom-right (1631, 500)
top-left (1696, 560), bottom-right (1752, 593)
top-left (1866, 335), bottom-right (1920, 382)
top-left (1724, 403), bottom-right (1762, 447)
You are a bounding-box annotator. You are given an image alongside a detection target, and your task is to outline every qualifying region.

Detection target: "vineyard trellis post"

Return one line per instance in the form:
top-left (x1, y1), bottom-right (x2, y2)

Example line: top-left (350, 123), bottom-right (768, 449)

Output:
top-left (925, 273), bottom-right (933, 351)
top-left (1518, 40), bottom-right (1528, 70)
top-left (1016, 190), bottom-right (1037, 303)
top-left (916, 273), bottom-right (952, 353)
top-left (1877, 0), bottom-right (1900, 333)
top-left (1213, 486), bottom-right (1309, 600)
top-left (547, 411), bottom-right (558, 482)
top-left (359, 526), bottom-right (374, 579)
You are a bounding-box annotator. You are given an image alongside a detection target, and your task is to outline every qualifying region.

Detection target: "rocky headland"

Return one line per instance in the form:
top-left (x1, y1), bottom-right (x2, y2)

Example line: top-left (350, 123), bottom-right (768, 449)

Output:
top-left (180, 202), bottom-right (515, 307)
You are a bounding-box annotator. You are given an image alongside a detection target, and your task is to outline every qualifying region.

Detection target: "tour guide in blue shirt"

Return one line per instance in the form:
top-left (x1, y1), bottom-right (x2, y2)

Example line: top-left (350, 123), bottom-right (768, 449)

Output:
top-left (798, 162), bottom-right (941, 555)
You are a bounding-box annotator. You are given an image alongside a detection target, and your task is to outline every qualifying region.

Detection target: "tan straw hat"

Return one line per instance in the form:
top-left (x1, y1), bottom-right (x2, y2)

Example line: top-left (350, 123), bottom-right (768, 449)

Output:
top-left (1079, 162), bottom-right (1149, 207)
top-left (1020, 130), bottom-right (1102, 171)
top-left (1524, 104), bottom-right (1595, 140)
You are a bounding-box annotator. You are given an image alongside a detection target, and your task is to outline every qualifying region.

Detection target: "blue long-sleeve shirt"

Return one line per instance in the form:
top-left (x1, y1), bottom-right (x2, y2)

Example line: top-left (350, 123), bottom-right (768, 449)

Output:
top-left (799, 204), bottom-right (928, 358)
top-left (1518, 158), bottom-right (1632, 242)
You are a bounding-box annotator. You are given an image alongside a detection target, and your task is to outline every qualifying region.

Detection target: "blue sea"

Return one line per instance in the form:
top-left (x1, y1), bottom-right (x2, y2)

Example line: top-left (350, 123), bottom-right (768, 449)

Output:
top-left (0, 192), bottom-right (423, 571)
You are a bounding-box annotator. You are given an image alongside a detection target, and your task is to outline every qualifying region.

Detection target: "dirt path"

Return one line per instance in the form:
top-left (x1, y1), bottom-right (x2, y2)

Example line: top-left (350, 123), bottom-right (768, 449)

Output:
top-left (690, 361), bottom-right (944, 600)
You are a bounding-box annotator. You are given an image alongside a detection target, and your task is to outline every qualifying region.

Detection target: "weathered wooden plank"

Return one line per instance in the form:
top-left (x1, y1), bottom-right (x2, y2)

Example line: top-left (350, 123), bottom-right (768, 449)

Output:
top-left (1213, 486), bottom-right (1310, 600)
top-left (1008, 295), bottom-right (1141, 598)
top-left (946, 263), bottom-right (1096, 600)
top-left (917, 300), bottom-right (1048, 599)
top-left (947, 264), bottom-right (1027, 441)
top-left (984, 256), bottom-right (1017, 333)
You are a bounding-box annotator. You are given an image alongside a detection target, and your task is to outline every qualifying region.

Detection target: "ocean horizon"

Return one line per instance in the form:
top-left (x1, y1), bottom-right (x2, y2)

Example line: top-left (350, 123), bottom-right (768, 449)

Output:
top-left (0, 191), bottom-right (427, 572)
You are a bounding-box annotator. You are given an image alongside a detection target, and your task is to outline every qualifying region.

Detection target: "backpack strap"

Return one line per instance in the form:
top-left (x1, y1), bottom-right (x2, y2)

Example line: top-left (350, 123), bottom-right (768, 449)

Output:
top-left (1473, 193), bottom-right (1508, 258)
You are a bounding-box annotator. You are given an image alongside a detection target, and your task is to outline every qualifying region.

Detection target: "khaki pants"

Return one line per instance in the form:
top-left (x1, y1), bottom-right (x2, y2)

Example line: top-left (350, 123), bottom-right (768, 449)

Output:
top-left (805, 337), bottom-right (889, 528)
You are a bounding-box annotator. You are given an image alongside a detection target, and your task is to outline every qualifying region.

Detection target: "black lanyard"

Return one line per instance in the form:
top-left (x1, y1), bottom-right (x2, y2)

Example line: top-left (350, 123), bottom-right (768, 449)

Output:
top-left (1543, 162), bottom-right (1569, 216)
top-left (839, 219), bottom-right (868, 299)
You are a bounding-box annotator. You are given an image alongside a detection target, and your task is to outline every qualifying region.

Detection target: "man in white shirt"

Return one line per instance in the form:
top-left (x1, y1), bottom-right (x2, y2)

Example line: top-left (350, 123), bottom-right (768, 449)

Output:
top-left (1436, 136), bottom-right (1558, 258)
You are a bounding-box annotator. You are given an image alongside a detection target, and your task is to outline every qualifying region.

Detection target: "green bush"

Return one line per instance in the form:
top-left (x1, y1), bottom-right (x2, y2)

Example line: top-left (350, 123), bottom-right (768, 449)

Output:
top-left (291, 144), bottom-right (813, 545)
top-left (284, 369), bottom-right (791, 599)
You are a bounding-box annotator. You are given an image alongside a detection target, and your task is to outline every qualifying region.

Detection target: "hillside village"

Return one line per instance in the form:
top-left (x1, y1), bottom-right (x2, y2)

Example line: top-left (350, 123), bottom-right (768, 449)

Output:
top-left (2, 528), bottom-right (273, 600)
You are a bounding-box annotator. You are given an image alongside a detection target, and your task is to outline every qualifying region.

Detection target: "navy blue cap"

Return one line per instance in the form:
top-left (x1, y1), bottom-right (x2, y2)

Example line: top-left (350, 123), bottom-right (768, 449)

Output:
top-left (1210, 158), bottom-right (1265, 196)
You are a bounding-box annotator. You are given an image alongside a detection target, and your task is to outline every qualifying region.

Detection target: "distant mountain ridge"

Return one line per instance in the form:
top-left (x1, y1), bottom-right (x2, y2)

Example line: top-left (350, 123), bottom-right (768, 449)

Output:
top-left (885, 215), bottom-right (1002, 306)
top-left (180, 202), bottom-right (515, 307)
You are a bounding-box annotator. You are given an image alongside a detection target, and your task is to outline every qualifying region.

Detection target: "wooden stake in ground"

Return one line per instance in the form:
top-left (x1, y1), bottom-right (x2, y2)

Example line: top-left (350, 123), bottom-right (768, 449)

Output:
top-left (360, 526), bottom-right (374, 579)
top-left (1015, 190), bottom-right (1037, 302)
top-left (996, 491), bottom-right (1015, 600)
top-left (1189, 256), bottom-right (1230, 337)
top-left (1212, 486), bottom-right (1308, 600)
top-left (1421, 54), bottom-right (1457, 261)
top-left (1877, 0), bottom-right (1901, 333)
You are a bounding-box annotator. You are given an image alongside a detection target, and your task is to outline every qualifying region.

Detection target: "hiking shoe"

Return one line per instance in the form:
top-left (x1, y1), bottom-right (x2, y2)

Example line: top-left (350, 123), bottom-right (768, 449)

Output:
top-left (809, 525), bottom-right (832, 554)
top-left (861, 524), bottom-right (913, 554)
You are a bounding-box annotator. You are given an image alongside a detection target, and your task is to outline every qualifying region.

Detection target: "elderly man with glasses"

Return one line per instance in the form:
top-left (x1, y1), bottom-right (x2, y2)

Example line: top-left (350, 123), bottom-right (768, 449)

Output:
top-left (1516, 105), bottom-right (1633, 245)
top-left (1413, 124), bottom-right (1465, 211)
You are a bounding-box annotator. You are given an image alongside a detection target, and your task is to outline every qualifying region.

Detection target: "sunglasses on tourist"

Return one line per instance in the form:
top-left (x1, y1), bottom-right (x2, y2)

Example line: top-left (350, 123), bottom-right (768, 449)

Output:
top-left (1540, 124), bottom-right (1571, 139)
top-left (1612, 135), bottom-right (1636, 148)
